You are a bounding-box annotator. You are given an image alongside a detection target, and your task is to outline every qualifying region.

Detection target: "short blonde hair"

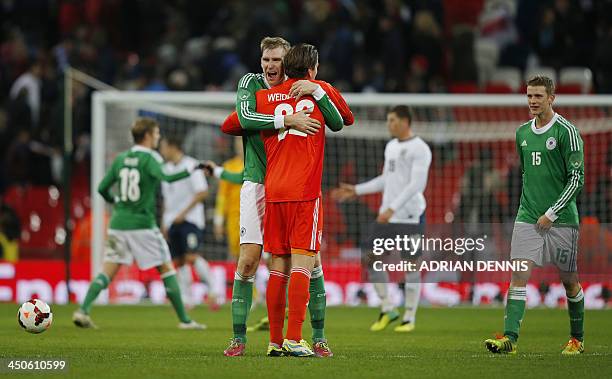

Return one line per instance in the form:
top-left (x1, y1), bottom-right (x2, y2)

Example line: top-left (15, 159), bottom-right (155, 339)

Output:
top-left (260, 36), bottom-right (291, 53)
top-left (527, 75), bottom-right (555, 96)
top-left (131, 118), bottom-right (159, 143)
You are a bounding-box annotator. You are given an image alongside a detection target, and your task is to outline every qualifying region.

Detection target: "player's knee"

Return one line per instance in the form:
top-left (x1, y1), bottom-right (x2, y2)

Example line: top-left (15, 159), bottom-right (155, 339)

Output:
top-left (237, 255), bottom-right (259, 276)
top-left (291, 251), bottom-right (316, 271)
top-left (561, 279), bottom-right (581, 295)
top-left (268, 255), bottom-right (291, 274)
top-left (157, 262), bottom-right (176, 275)
top-left (184, 253), bottom-right (198, 265)
top-left (173, 257), bottom-right (185, 267)
top-left (559, 270), bottom-right (579, 289)
top-left (510, 272), bottom-right (529, 287)
top-left (102, 262), bottom-right (121, 281)
top-left (510, 260), bottom-right (533, 285)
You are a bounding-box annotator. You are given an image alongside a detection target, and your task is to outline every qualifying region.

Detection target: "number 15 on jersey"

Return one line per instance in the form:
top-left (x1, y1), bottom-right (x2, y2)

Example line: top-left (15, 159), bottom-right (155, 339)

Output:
top-left (531, 151), bottom-right (541, 166)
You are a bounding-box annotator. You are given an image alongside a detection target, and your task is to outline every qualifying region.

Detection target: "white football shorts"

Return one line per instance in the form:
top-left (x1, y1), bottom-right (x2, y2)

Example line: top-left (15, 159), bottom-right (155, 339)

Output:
top-left (103, 228), bottom-right (172, 270)
top-left (239, 180), bottom-right (266, 245)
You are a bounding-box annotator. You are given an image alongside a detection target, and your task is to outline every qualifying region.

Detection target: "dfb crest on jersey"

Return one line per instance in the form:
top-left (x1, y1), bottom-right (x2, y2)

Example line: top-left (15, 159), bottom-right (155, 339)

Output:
top-left (546, 137), bottom-right (557, 150)
top-left (240, 227), bottom-right (246, 237)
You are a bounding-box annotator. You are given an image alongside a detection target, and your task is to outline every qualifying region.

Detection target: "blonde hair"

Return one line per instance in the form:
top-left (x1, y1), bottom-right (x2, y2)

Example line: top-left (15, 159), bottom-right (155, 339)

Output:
top-left (260, 36), bottom-right (291, 53)
top-left (131, 118), bottom-right (159, 143)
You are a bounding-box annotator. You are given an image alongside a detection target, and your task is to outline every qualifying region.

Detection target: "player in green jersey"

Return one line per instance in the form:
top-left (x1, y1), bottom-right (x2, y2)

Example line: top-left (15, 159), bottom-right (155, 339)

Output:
top-left (73, 118), bottom-right (204, 330)
top-left (216, 37), bottom-right (350, 357)
top-left (485, 76), bottom-right (585, 355)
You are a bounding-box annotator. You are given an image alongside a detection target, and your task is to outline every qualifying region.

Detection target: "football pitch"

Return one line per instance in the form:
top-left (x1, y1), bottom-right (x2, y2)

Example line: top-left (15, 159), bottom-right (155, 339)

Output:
top-left (1, 304), bottom-right (610, 378)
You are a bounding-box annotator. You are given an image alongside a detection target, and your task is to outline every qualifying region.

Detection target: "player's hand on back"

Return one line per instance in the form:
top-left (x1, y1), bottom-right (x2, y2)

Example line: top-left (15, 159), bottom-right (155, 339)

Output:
top-left (284, 109), bottom-right (321, 135)
top-left (332, 183), bottom-right (357, 202)
top-left (289, 80), bottom-right (319, 101)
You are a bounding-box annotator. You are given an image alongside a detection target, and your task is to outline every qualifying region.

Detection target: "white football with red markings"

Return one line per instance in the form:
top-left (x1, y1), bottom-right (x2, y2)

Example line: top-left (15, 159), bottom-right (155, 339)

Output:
top-left (18, 299), bottom-right (53, 334)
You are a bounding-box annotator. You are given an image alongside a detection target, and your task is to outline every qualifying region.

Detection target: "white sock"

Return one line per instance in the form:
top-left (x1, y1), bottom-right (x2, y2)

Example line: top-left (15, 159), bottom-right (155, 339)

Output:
top-left (402, 271), bottom-right (421, 323)
top-left (193, 256), bottom-right (212, 286)
top-left (373, 283), bottom-right (394, 313)
top-left (176, 265), bottom-right (193, 305)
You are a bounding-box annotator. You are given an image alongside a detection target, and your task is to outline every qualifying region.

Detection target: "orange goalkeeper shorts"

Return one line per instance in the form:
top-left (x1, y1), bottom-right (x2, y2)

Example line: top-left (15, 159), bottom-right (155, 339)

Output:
top-left (263, 197), bottom-right (323, 256)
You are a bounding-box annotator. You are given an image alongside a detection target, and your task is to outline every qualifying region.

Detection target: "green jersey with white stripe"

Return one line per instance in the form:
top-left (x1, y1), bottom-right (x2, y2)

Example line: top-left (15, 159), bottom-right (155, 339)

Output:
top-left (515, 113), bottom-right (584, 225)
top-left (98, 145), bottom-right (191, 230)
top-left (236, 73), bottom-right (270, 184)
top-left (235, 72), bottom-right (345, 184)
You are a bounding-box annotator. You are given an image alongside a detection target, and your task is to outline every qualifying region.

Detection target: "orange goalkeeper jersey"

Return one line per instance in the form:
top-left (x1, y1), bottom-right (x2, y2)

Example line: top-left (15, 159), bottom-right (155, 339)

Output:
top-left (257, 78), bottom-right (343, 202)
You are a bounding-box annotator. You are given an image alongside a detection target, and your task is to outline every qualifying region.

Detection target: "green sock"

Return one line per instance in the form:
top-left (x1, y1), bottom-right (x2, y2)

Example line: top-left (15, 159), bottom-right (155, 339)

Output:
top-left (567, 288), bottom-right (585, 341)
top-left (309, 266), bottom-right (326, 341)
top-left (503, 286), bottom-right (526, 343)
top-left (232, 272), bottom-right (254, 343)
top-left (81, 273), bottom-right (110, 314)
top-left (162, 272), bottom-right (191, 323)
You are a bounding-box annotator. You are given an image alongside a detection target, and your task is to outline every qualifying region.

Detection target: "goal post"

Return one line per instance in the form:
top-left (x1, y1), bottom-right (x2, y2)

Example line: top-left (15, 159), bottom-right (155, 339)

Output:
top-left (91, 91), bottom-right (612, 304)
top-left (91, 91), bottom-right (238, 278)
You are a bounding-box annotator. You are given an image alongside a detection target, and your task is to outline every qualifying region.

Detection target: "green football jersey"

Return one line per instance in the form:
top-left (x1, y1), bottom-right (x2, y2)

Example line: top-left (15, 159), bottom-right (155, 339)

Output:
top-left (515, 113), bottom-right (584, 225)
top-left (220, 169), bottom-right (244, 185)
top-left (98, 145), bottom-right (191, 230)
top-left (236, 73), bottom-right (271, 184)
top-left (235, 72), bottom-right (345, 184)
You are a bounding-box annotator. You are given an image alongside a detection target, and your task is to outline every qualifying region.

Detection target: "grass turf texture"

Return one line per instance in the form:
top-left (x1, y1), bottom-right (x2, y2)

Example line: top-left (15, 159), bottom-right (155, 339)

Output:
top-left (1, 304), bottom-right (610, 378)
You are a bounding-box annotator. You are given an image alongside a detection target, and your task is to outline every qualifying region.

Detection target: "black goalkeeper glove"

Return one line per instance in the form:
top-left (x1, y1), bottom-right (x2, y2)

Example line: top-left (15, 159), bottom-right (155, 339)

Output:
top-left (196, 161), bottom-right (215, 177)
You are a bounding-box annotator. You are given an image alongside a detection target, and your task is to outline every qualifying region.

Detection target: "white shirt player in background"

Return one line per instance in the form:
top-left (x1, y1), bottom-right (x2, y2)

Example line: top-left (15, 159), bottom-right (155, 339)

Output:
top-left (160, 136), bottom-right (217, 309)
top-left (333, 105), bottom-right (432, 333)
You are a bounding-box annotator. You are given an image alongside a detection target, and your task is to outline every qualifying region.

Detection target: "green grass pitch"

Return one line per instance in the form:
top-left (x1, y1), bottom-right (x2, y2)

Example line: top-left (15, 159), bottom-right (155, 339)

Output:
top-left (1, 304), bottom-right (611, 378)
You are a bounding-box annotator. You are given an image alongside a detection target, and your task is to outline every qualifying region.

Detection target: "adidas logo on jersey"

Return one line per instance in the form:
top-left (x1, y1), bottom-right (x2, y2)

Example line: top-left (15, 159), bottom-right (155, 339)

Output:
top-left (521, 140), bottom-right (527, 147)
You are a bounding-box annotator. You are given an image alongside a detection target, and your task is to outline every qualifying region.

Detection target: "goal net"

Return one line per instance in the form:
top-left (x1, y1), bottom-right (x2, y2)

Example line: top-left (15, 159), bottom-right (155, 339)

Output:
top-left (91, 92), bottom-right (612, 307)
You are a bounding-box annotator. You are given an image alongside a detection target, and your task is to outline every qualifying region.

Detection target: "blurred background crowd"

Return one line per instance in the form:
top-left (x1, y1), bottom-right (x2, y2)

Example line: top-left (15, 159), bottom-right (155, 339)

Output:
top-left (1, 0), bottom-right (612, 263)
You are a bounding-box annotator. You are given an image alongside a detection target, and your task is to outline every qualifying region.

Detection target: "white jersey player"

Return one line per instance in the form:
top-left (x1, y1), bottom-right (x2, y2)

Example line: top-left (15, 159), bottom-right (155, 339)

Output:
top-left (333, 105), bottom-right (432, 332)
top-left (159, 136), bottom-right (217, 309)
